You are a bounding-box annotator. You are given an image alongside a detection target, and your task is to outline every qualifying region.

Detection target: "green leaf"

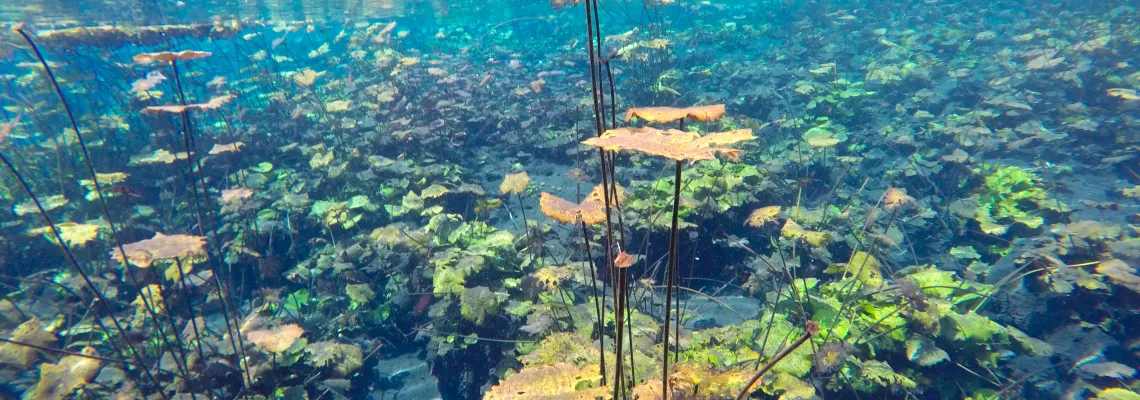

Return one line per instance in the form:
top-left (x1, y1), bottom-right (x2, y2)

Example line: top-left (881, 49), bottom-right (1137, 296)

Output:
top-left (906, 336), bottom-right (950, 366)
top-left (348, 195), bottom-right (377, 211)
top-left (251, 162), bottom-right (274, 173)
top-left (858, 360), bottom-right (917, 390)
top-left (504, 300), bottom-right (533, 318)
top-left (946, 311), bottom-right (1007, 342)
top-left (459, 286), bottom-right (506, 325)
top-left (284, 289), bottom-right (311, 313)
top-left (902, 265), bottom-right (959, 299)
top-left (968, 389), bottom-right (1000, 400)
top-left (827, 251), bottom-right (883, 287)
top-left (812, 306), bottom-right (851, 340)
top-left (384, 204), bottom-right (407, 217)
top-left (433, 266), bottom-right (465, 296)
top-left (950, 246), bottom-right (981, 260)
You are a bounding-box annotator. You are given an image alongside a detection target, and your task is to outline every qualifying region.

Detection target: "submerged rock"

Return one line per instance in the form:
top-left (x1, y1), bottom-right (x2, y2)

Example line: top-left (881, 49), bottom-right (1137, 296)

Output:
top-left (370, 353), bottom-right (441, 400)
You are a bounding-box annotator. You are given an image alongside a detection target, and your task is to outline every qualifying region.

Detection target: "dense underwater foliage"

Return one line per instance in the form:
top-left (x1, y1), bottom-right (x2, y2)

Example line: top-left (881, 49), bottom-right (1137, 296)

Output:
top-left (0, 0), bottom-right (1138, 399)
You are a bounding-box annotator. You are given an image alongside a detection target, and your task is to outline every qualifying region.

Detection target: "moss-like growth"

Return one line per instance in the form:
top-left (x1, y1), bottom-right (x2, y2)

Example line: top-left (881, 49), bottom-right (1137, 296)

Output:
top-left (305, 340), bottom-right (363, 375)
top-left (972, 165), bottom-right (1063, 235)
top-left (824, 251), bottom-right (883, 287)
top-left (836, 358), bottom-right (917, 393)
top-left (459, 286), bottom-right (505, 325)
top-left (519, 332), bottom-right (597, 367)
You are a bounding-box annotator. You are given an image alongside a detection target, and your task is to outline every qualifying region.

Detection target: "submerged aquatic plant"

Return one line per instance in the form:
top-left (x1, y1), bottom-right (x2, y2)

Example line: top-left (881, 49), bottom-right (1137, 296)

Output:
top-left (2, 1), bottom-right (1139, 399)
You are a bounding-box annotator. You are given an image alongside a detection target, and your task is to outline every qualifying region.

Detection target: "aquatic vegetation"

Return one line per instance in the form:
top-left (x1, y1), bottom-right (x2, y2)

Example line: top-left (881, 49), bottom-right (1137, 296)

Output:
top-left (111, 233), bottom-right (207, 268)
top-left (0, 318), bottom-right (56, 368)
top-left (626, 159), bottom-right (765, 229)
top-left (0, 1), bottom-right (1138, 399)
top-left (304, 340), bottom-right (364, 375)
top-left (582, 126), bottom-right (754, 162)
top-left (247, 324), bottom-right (305, 353)
top-left (29, 346), bottom-right (102, 400)
top-left (484, 362), bottom-right (605, 400)
top-left (539, 183), bottom-right (621, 225)
top-left (972, 165), bottom-right (1059, 234)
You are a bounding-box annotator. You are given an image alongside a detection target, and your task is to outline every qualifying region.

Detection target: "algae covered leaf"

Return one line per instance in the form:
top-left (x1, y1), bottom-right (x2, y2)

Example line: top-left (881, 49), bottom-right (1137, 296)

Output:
top-left (946, 311), bottom-right (1007, 343)
top-left (459, 286), bottom-right (507, 325)
top-left (823, 251), bottom-right (883, 287)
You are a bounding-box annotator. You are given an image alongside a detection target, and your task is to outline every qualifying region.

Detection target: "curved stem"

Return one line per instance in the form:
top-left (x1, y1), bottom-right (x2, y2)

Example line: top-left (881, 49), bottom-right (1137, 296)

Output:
top-left (736, 321), bottom-right (819, 400)
top-left (0, 150), bottom-right (166, 399)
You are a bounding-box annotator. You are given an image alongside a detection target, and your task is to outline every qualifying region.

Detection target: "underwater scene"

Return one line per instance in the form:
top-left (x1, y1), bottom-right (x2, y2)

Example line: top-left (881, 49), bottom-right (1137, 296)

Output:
top-left (0, 0), bottom-right (1138, 399)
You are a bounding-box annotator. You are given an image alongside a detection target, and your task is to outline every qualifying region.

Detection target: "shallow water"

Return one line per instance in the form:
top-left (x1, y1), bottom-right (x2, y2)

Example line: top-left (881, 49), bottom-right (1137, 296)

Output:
top-left (0, 0), bottom-right (1138, 399)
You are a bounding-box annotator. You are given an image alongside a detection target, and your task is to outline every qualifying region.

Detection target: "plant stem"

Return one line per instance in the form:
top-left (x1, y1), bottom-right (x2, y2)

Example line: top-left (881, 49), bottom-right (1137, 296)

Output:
top-left (736, 321), bottom-right (819, 400)
top-left (579, 221), bottom-right (607, 385)
top-left (662, 160), bottom-right (682, 399)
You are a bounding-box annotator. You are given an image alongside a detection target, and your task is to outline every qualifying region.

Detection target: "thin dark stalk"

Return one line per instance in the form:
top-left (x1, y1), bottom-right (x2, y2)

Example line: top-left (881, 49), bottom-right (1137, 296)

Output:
top-left (596, 149), bottom-right (621, 393)
top-left (16, 27), bottom-right (177, 347)
top-left (174, 257), bottom-right (208, 363)
top-left (515, 192), bottom-right (539, 266)
top-left (625, 275), bottom-right (636, 386)
top-left (672, 119), bottom-right (684, 366)
top-left (151, 275), bottom-right (193, 376)
top-left (0, 337), bottom-right (147, 367)
top-left (580, 221), bottom-right (607, 385)
top-left (662, 160), bottom-right (682, 399)
top-left (168, 59), bottom-right (252, 387)
top-left (735, 321), bottom-right (819, 400)
top-left (15, 28), bottom-right (178, 398)
top-left (583, 0), bottom-right (605, 139)
top-left (604, 60), bottom-right (618, 133)
top-left (613, 263), bottom-right (628, 395)
top-left (756, 278), bottom-right (787, 363)
top-left (584, 0), bottom-right (625, 394)
top-left (0, 151), bottom-right (167, 400)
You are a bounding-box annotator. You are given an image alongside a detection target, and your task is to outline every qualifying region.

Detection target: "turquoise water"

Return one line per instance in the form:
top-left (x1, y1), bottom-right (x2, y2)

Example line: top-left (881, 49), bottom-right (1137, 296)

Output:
top-left (0, 1), bottom-right (1138, 399)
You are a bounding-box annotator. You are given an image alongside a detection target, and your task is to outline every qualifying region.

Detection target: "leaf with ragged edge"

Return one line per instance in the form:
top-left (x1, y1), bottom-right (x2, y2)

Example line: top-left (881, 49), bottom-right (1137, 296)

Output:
top-left (459, 286), bottom-right (506, 325)
top-left (824, 251), bottom-right (883, 287)
top-left (901, 265), bottom-right (958, 299)
top-left (433, 266), bottom-right (465, 296)
top-left (401, 191), bottom-right (423, 211)
top-left (858, 360), bottom-right (917, 390)
top-left (283, 289), bottom-right (310, 314)
top-left (484, 363), bottom-right (605, 400)
top-left (347, 195), bottom-right (377, 211)
top-left (811, 306), bottom-right (852, 341)
top-left (421, 184), bottom-right (450, 199)
top-left (504, 300), bottom-right (532, 318)
top-left (1079, 362), bottom-right (1135, 379)
top-left (858, 303), bottom-right (907, 341)
top-left (950, 246), bottom-right (981, 260)
top-left (946, 312), bottom-right (1007, 343)
top-left (520, 332), bottom-right (597, 367)
top-left (771, 373), bottom-right (816, 400)
top-left (905, 336), bottom-right (950, 366)
top-left (757, 319), bottom-right (814, 377)
top-left (478, 230), bottom-right (516, 251)
top-left (582, 126), bottom-right (754, 162)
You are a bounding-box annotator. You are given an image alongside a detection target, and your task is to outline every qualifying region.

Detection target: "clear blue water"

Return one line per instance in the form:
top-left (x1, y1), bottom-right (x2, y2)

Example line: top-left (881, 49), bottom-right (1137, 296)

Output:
top-left (0, 1), bottom-right (1138, 399)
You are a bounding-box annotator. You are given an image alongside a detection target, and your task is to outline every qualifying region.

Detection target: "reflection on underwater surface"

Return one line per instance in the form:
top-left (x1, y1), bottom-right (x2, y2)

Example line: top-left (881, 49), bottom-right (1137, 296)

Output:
top-left (0, 0), bottom-right (1139, 399)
